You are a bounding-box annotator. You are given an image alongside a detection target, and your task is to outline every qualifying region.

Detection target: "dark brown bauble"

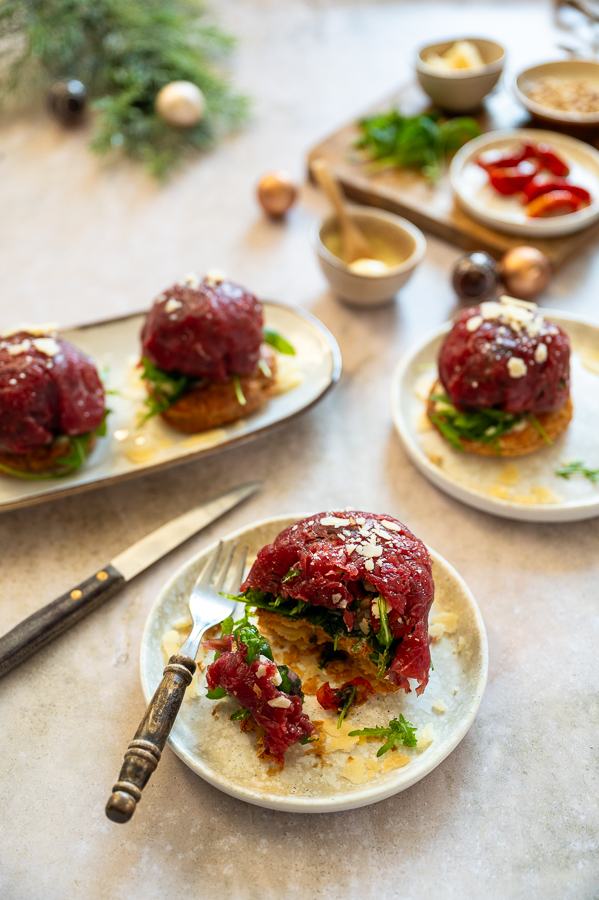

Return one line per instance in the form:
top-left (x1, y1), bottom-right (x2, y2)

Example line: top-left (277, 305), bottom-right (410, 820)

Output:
top-left (500, 246), bottom-right (551, 300)
top-left (257, 171), bottom-right (298, 217)
top-left (47, 79), bottom-right (87, 127)
top-left (452, 251), bottom-right (500, 302)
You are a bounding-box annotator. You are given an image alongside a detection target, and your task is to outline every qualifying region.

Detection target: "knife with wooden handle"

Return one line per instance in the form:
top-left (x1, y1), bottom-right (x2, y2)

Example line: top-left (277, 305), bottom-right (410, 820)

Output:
top-left (0, 481), bottom-right (261, 679)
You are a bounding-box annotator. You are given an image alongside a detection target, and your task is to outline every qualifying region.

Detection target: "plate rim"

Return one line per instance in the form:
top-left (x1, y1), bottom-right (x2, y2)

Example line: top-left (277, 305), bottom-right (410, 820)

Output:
top-left (139, 512), bottom-right (489, 813)
top-left (450, 128), bottom-right (599, 237)
top-left (391, 309), bottom-right (599, 523)
top-left (0, 301), bottom-right (342, 514)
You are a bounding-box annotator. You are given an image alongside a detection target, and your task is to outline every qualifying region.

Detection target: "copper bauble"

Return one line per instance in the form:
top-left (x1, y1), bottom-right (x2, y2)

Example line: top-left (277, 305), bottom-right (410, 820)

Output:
top-left (452, 251), bottom-right (500, 302)
top-left (257, 171), bottom-right (298, 217)
top-left (155, 81), bottom-right (206, 127)
top-left (500, 246), bottom-right (551, 300)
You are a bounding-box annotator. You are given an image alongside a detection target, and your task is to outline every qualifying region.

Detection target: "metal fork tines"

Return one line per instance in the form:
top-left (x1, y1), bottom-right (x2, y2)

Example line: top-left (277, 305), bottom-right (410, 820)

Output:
top-left (180, 541), bottom-right (247, 660)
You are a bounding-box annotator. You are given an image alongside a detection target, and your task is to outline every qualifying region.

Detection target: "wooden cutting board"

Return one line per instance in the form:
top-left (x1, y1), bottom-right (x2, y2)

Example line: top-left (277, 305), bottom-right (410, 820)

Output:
top-left (307, 81), bottom-right (599, 267)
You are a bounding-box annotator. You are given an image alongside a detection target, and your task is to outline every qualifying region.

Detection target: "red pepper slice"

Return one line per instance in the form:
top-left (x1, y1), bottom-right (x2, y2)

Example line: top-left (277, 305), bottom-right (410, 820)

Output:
top-left (523, 175), bottom-right (591, 205)
top-left (534, 142), bottom-right (570, 177)
top-left (477, 143), bottom-right (536, 171)
top-left (526, 189), bottom-right (583, 218)
top-left (316, 677), bottom-right (375, 711)
top-left (487, 160), bottom-right (538, 195)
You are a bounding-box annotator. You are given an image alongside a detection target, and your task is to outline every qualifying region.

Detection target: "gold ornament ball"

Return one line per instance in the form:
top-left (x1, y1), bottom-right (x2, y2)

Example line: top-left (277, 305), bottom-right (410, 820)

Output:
top-left (500, 246), bottom-right (552, 300)
top-left (257, 171), bottom-right (298, 217)
top-left (155, 81), bottom-right (206, 128)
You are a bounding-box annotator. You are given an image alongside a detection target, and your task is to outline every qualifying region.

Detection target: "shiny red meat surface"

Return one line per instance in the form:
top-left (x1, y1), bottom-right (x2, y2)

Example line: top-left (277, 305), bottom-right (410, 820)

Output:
top-left (141, 276), bottom-right (263, 381)
top-left (242, 511), bottom-right (435, 694)
top-left (438, 299), bottom-right (570, 414)
top-left (0, 331), bottom-right (106, 453)
top-left (203, 635), bottom-right (315, 765)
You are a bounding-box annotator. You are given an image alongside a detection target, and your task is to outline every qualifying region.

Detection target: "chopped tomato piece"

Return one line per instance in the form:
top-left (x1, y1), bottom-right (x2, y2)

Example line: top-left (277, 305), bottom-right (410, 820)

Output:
top-left (316, 677), bottom-right (375, 712)
top-left (526, 189), bottom-right (583, 218)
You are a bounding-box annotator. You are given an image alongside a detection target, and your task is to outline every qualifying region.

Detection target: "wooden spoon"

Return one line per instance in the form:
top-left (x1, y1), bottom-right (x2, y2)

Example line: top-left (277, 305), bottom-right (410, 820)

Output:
top-left (311, 158), bottom-right (373, 264)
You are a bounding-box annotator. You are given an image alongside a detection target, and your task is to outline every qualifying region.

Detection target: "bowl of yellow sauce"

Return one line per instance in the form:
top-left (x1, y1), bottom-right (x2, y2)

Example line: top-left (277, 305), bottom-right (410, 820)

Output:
top-left (311, 206), bottom-right (426, 306)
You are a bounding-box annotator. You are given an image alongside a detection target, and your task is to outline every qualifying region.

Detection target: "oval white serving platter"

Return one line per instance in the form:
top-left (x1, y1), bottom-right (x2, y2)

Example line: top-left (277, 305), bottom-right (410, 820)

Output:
top-left (450, 129), bottom-right (599, 237)
top-left (140, 513), bottom-right (488, 813)
top-left (392, 311), bottom-right (599, 523)
top-left (0, 302), bottom-right (341, 513)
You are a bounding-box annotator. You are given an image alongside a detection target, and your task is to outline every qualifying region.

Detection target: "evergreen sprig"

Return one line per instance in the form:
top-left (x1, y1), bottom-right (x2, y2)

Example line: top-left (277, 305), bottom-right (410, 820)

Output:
top-left (0, 0), bottom-right (249, 176)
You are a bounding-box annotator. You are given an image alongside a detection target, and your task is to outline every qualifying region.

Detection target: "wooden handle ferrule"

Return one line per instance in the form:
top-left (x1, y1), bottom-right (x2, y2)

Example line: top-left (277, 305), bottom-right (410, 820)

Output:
top-left (106, 654), bottom-right (196, 824)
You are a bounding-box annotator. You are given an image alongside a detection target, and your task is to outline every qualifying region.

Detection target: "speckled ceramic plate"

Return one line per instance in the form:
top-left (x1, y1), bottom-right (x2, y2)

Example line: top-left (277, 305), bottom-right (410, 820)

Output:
top-left (392, 311), bottom-right (599, 522)
top-left (450, 129), bottom-right (599, 237)
top-left (0, 303), bottom-right (341, 513)
top-left (140, 514), bottom-right (488, 813)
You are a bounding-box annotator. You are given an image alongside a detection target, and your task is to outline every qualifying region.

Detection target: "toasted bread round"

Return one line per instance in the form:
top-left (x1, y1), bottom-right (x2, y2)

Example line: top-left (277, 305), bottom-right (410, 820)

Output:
top-left (256, 609), bottom-right (401, 695)
top-left (0, 435), bottom-right (96, 475)
top-left (427, 382), bottom-right (573, 457)
top-left (157, 346), bottom-right (277, 434)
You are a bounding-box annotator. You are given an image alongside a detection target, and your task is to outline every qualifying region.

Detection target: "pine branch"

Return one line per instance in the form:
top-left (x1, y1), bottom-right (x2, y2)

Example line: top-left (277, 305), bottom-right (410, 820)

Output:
top-left (0, 0), bottom-right (249, 176)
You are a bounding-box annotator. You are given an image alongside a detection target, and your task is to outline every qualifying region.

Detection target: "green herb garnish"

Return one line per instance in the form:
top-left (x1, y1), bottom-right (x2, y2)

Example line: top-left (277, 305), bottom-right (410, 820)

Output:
top-left (528, 415), bottom-right (553, 447)
top-left (140, 356), bottom-right (199, 422)
top-left (556, 461), bottom-right (599, 483)
top-left (429, 392), bottom-right (525, 454)
top-left (337, 685), bottom-right (357, 729)
top-left (355, 109), bottom-right (481, 183)
top-left (0, 410), bottom-right (110, 481)
top-left (233, 588), bottom-right (400, 681)
top-left (263, 329), bottom-right (295, 355)
top-left (230, 707), bottom-right (252, 721)
top-left (349, 714), bottom-right (418, 757)
top-left (376, 595), bottom-right (393, 649)
top-left (282, 565), bottom-right (301, 583)
top-left (205, 686), bottom-right (227, 700)
top-left (232, 374), bottom-right (246, 406)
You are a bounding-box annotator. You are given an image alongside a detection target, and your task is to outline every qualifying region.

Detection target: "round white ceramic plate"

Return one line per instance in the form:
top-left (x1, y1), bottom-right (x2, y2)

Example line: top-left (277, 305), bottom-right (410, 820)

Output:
top-left (140, 514), bottom-right (488, 813)
top-left (450, 129), bottom-right (599, 237)
top-left (392, 311), bottom-right (599, 523)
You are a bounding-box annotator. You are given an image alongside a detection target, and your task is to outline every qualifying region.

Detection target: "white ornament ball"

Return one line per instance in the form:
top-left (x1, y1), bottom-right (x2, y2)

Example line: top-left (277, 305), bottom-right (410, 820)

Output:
top-left (155, 81), bottom-right (206, 128)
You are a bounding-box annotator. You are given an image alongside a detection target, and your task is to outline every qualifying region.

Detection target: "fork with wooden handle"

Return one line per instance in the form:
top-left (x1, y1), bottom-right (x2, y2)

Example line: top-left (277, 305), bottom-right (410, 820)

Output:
top-left (105, 541), bottom-right (247, 823)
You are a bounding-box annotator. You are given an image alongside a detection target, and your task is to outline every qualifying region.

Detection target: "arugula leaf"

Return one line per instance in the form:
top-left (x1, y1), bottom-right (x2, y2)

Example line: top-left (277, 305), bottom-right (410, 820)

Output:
top-left (348, 714), bottom-right (418, 756)
top-left (140, 356), bottom-right (198, 422)
top-left (528, 415), bottom-right (553, 447)
top-left (206, 686), bottom-right (227, 700)
top-left (0, 410), bottom-right (110, 481)
top-left (377, 595), bottom-right (393, 649)
top-left (556, 461), bottom-right (599, 483)
top-left (263, 329), bottom-right (295, 356)
top-left (230, 706), bottom-right (252, 721)
top-left (355, 108), bottom-right (481, 182)
top-left (236, 588), bottom-right (400, 680)
top-left (282, 565), bottom-right (300, 583)
top-left (429, 392), bottom-right (525, 454)
top-left (337, 685), bottom-right (357, 729)
top-left (232, 374), bottom-right (246, 406)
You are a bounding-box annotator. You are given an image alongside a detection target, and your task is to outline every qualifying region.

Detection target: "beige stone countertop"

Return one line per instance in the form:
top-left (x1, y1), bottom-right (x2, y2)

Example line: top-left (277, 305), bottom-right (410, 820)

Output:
top-left (0, 2), bottom-right (598, 898)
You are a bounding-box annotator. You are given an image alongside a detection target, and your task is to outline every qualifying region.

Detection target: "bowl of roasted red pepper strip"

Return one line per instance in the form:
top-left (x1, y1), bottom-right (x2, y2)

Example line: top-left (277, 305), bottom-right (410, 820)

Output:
top-left (450, 128), bottom-right (599, 236)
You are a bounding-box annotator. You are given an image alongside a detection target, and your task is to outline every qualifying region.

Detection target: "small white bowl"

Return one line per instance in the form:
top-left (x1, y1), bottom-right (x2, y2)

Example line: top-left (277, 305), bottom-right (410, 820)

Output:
top-left (415, 38), bottom-right (505, 112)
top-left (310, 206), bottom-right (426, 307)
top-left (515, 59), bottom-right (599, 127)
